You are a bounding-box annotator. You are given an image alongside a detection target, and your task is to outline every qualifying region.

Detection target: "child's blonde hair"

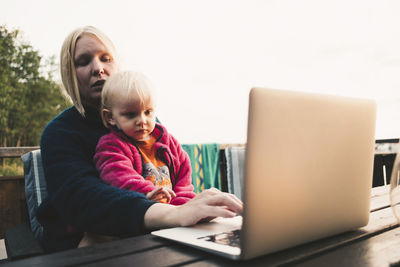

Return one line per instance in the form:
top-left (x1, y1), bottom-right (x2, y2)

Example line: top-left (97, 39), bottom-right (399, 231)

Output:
top-left (101, 71), bottom-right (155, 127)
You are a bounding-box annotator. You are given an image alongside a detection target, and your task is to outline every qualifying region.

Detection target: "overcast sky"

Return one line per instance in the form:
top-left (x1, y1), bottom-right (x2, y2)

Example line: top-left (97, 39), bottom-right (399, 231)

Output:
top-left (3, 0), bottom-right (400, 143)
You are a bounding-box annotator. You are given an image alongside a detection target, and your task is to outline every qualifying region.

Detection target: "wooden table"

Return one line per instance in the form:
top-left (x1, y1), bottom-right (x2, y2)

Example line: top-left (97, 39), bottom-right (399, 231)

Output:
top-left (3, 186), bottom-right (400, 267)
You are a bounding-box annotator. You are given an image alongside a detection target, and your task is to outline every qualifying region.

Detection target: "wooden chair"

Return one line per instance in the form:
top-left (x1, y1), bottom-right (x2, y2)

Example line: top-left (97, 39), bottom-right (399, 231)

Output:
top-left (5, 222), bottom-right (43, 260)
top-left (3, 148), bottom-right (45, 260)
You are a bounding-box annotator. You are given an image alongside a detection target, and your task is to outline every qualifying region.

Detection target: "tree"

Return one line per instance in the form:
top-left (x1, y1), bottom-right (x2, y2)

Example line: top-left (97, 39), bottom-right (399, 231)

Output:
top-left (0, 25), bottom-right (69, 147)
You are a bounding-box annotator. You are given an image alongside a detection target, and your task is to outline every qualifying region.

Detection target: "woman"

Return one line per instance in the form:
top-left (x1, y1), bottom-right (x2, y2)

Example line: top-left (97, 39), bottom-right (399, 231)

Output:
top-left (37, 26), bottom-right (242, 252)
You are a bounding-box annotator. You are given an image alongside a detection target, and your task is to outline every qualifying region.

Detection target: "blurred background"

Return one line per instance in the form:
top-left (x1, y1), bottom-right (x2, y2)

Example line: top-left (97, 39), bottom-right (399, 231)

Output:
top-left (2, 0), bottom-right (400, 144)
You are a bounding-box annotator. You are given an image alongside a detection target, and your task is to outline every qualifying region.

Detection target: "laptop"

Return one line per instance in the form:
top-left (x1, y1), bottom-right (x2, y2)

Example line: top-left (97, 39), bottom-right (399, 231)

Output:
top-left (152, 87), bottom-right (377, 260)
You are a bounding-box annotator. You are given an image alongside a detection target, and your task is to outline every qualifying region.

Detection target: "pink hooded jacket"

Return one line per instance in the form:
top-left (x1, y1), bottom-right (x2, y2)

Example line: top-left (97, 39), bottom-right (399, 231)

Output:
top-left (94, 123), bottom-right (196, 205)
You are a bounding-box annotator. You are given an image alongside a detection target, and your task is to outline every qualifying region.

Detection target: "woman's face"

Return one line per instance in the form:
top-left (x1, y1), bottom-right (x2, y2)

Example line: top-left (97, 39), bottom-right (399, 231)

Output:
top-left (74, 35), bottom-right (116, 109)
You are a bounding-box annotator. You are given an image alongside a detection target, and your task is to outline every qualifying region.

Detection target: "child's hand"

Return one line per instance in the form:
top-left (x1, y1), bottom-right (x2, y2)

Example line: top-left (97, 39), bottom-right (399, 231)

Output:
top-left (146, 187), bottom-right (176, 204)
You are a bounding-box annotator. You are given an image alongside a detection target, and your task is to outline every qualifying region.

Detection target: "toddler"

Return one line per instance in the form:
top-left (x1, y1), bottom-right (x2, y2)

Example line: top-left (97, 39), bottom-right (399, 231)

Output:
top-left (94, 71), bottom-right (196, 205)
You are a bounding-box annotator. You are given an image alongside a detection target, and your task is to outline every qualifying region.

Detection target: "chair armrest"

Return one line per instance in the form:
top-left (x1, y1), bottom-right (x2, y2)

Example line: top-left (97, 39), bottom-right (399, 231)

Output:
top-left (4, 223), bottom-right (44, 260)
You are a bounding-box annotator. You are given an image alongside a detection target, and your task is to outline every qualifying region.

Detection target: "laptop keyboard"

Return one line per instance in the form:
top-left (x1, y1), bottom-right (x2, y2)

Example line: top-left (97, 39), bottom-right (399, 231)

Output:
top-left (197, 229), bottom-right (241, 248)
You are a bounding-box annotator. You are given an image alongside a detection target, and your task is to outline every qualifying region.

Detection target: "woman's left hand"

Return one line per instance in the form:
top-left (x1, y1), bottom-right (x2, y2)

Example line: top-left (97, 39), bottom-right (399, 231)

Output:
top-left (146, 187), bottom-right (176, 203)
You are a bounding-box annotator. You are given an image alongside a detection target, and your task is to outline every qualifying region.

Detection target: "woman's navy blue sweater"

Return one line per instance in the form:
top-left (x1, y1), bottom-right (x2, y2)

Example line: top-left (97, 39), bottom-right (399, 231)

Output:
top-left (37, 106), bottom-right (155, 252)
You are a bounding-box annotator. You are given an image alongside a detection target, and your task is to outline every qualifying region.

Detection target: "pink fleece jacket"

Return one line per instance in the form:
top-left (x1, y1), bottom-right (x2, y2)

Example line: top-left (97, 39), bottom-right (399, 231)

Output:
top-left (94, 123), bottom-right (196, 205)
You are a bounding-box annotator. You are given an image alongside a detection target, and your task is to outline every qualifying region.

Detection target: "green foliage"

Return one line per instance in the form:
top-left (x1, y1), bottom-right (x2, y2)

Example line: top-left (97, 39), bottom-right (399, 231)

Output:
top-left (0, 159), bottom-right (23, 176)
top-left (0, 25), bottom-right (70, 147)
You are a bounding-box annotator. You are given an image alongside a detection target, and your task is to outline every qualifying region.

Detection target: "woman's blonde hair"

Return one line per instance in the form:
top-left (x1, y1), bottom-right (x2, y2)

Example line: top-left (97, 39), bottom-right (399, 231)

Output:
top-left (60, 26), bottom-right (117, 116)
top-left (101, 71), bottom-right (156, 128)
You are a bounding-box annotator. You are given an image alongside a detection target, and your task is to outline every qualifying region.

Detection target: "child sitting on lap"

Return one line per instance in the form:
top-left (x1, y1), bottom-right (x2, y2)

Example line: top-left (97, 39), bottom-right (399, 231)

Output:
top-left (94, 71), bottom-right (196, 205)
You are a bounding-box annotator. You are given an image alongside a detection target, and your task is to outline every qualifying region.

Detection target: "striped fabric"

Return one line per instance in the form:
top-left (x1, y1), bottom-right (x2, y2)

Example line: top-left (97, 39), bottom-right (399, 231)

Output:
top-left (225, 146), bottom-right (246, 200)
top-left (22, 149), bottom-right (47, 239)
top-left (181, 143), bottom-right (221, 193)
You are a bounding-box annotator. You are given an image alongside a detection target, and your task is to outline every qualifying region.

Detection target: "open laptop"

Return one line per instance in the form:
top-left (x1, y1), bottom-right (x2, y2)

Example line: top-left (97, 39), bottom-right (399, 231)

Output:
top-left (152, 87), bottom-right (377, 260)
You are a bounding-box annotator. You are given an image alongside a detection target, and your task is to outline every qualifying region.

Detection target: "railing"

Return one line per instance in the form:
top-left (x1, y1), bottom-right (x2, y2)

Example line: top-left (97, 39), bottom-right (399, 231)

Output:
top-left (0, 147), bottom-right (40, 158)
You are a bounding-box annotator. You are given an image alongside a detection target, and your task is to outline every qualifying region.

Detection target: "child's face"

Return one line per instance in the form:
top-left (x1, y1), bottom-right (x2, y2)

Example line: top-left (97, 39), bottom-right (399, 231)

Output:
top-left (107, 96), bottom-right (156, 141)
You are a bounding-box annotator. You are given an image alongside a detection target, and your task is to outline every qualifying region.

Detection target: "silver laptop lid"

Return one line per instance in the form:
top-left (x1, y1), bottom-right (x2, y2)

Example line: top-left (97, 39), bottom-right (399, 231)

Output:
top-left (241, 87), bottom-right (376, 259)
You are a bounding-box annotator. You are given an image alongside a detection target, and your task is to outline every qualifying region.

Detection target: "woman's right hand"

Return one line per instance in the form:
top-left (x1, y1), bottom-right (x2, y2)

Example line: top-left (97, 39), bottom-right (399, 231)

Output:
top-left (144, 188), bottom-right (243, 229)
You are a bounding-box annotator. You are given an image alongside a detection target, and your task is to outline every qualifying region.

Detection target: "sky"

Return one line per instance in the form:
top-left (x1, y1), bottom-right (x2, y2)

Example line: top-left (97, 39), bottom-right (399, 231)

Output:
top-left (2, 0), bottom-right (400, 143)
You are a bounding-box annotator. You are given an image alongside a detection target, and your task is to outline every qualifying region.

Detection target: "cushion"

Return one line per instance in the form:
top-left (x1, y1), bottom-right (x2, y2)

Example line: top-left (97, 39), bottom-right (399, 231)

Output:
top-left (22, 149), bottom-right (47, 239)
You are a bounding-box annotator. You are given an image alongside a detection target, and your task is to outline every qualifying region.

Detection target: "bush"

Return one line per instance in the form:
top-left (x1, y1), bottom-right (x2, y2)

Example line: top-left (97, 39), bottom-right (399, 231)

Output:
top-left (0, 158), bottom-right (23, 176)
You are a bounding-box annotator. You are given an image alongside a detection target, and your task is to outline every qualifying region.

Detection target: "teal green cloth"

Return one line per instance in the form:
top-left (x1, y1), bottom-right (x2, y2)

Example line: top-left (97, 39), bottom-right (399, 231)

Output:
top-left (181, 143), bottom-right (221, 193)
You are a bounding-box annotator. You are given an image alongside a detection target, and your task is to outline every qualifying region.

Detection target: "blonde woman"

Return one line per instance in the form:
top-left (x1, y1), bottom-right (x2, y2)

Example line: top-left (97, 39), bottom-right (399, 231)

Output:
top-left (38, 26), bottom-right (242, 252)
